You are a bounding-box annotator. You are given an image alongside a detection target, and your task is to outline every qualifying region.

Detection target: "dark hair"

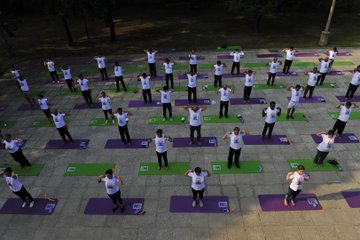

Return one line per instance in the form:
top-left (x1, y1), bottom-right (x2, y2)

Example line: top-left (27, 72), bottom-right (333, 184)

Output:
top-left (105, 169), bottom-right (113, 175)
top-left (5, 134), bottom-right (11, 139)
top-left (290, 46), bottom-right (294, 49)
top-left (165, 58), bottom-right (170, 62)
top-left (295, 84), bottom-right (301, 89)
top-left (327, 130), bottom-right (334, 135)
top-left (235, 49), bottom-right (239, 51)
top-left (78, 74), bottom-right (83, 78)
top-left (156, 129), bottom-right (163, 135)
top-left (248, 70), bottom-right (253, 74)
top-left (114, 61), bottom-right (119, 65)
top-left (270, 101), bottom-right (276, 106)
top-left (117, 107), bottom-right (123, 113)
top-left (38, 94), bottom-right (44, 98)
top-left (234, 127), bottom-right (240, 131)
top-left (142, 73), bottom-right (147, 77)
top-left (4, 167), bottom-right (12, 174)
top-left (163, 85), bottom-right (168, 91)
top-left (333, 47), bottom-right (337, 51)
top-left (297, 165), bottom-right (305, 170)
top-left (217, 60), bottom-right (221, 65)
top-left (345, 101), bottom-right (352, 107)
top-left (194, 167), bottom-right (201, 173)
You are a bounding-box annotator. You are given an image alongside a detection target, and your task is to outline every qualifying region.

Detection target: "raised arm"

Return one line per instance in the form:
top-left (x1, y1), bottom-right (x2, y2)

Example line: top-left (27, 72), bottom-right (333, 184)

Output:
top-left (200, 106), bottom-right (207, 111)
top-left (204, 170), bottom-right (211, 177)
top-left (335, 104), bottom-right (342, 109)
top-left (97, 175), bottom-right (104, 183)
top-left (167, 136), bottom-right (173, 142)
top-left (118, 176), bottom-right (124, 185)
top-left (285, 171), bottom-right (293, 181)
top-left (286, 86), bottom-right (293, 91)
top-left (183, 169), bottom-right (192, 176)
top-left (222, 131), bottom-right (230, 140)
top-left (183, 106), bottom-right (191, 110)
top-left (316, 131), bottom-right (326, 137)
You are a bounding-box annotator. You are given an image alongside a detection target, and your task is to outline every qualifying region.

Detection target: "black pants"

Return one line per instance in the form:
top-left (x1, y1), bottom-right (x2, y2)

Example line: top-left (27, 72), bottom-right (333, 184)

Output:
top-left (283, 60), bottom-right (292, 73)
top-left (118, 124), bottom-right (131, 144)
top-left (303, 85), bottom-right (315, 98)
top-left (192, 188), bottom-right (205, 200)
top-left (42, 108), bottom-right (51, 118)
top-left (190, 125), bottom-right (201, 142)
top-left (156, 151), bottom-right (168, 168)
top-left (214, 75), bottom-right (222, 87)
top-left (65, 79), bottom-right (76, 92)
top-left (162, 103), bottom-right (172, 118)
top-left (345, 83), bottom-right (358, 98)
top-left (50, 71), bottom-right (59, 81)
top-left (285, 187), bottom-right (301, 203)
top-left (99, 68), bottom-right (109, 80)
top-left (219, 101), bottom-right (229, 117)
top-left (228, 147), bottom-right (241, 168)
top-left (148, 63), bottom-right (157, 77)
top-left (190, 64), bottom-right (197, 73)
top-left (267, 73), bottom-right (276, 85)
top-left (81, 90), bottom-right (93, 105)
top-left (243, 86), bottom-right (252, 101)
top-left (15, 80), bottom-right (22, 91)
top-left (316, 73), bottom-right (327, 85)
top-left (262, 122), bottom-right (275, 138)
top-left (332, 119), bottom-right (347, 135)
top-left (231, 62), bottom-right (240, 75)
top-left (313, 150), bottom-right (329, 164)
top-left (103, 109), bottom-right (113, 120)
top-left (57, 126), bottom-right (73, 143)
top-left (10, 149), bottom-right (31, 167)
top-left (165, 73), bottom-right (174, 89)
top-left (108, 190), bottom-right (123, 205)
top-left (115, 76), bottom-right (127, 91)
top-left (13, 186), bottom-right (33, 203)
top-left (142, 89), bottom-right (152, 103)
top-left (188, 87), bottom-right (197, 103)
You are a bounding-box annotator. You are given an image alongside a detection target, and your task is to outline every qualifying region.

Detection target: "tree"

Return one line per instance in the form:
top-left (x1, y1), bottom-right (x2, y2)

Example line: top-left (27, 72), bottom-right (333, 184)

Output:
top-left (90, 0), bottom-right (117, 42)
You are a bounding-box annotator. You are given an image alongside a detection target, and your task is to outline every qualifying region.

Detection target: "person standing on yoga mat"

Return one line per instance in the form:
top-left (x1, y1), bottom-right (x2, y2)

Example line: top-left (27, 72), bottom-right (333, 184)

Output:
top-left (149, 128), bottom-right (172, 170)
top-left (332, 102), bottom-right (358, 137)
top-left (317, 57), bottom-right (332, 85)
top-left (51, 108), bottom-right (73, 144)
top-left (17, 76), bottom-right (36, 106)
top-left (286, 84), bottom-right (304, 119)
top-left (230, 49), bottom-right (244, 75)
top-left (267, 58), bottom-right (282, 85)
top-left (284, 165), bottom-right (310, 206)
top-left (303, 67), bottom-right (320, 99)
top-left (44, 57), bottom-right (60, 83)
top-left (214, 61), bottom-right (225, 87)
top-left (61, 65), bottom-right (77, 93)
top-left (98, 91), bottom-right (114, 124)
top-left (189, 49), bottom-right (197, 73)
top-left (282, 46), bottom-right (295, 74)
top-left (217, 84), bottom-right (233, 118)
top-left (184, 106), bottom-right (207, 145)
top-left (328, 47), bottom-right (338, 69)
top-left (156, 86), bottom-right (173, 121)
top-left (243, 69), bottom-right (256, 102)
top-left (184, 167), bottom-right (211, 208)
top-left (97, 169), bottom-right (124, 212)
top-left (144, 49), bottom-right (158, 77)
top-left (162, 58), bottom-right (176, 89)
top-left (138, 73), bottom-right (152, 104)
top-left (113, 108), bottom-right (132, 144)
top-left (10, 65), bottom-right (22, 92)
top-left (223, 127), bottom-right (247, 169)
top-left (2, 134), bottom-right (31, 168)
top-left (345, 65), bottom-right (360, 99)
top-left (262, 101), bottom-right (281, 139)
top-left (187, 71), bottom-right (197, 103)
top-left (1, 167), bottom-right (34, 208)
top-left (94, 55), bottom-right (109, 80)
top-left (313, 130), bottom-right (338, 166)
top-left (37, 94), bottom-right (52, 124)
top-left (75, 74), bottom-right (93, 105)
top-left (114, 61), bottom-right (127, 92)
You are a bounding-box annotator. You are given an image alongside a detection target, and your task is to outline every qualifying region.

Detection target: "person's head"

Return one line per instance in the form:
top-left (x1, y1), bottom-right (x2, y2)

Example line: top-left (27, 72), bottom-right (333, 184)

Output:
top-left (248, 69), bottom-right (253, 75)
top-left (47, 56), bottom-right (51, 61)
top-left (105, 169), bottom-right (113, 178)
top-left (327, 129), bottom-right (334, 137)
top-left (62, 64), bottom-right (68, 69)
top-left (324, 57), bottom-right (329, 61)
top-left (290, 46), bottom-right (294, 50)
top-left (4, 134), bottom-right (11, 142)
top-left (297, 165), bottom-right (305, 174)
top-left (191, 49), bottom-right (196, 54)
top-left (216, 60), bottom-right (221, 66)
top-left (11, 65), bottom-right (16, 70)
top-left (114, 61), bottom-right (119, 66)
top-left (156, 128), bottom-right (163, 137)
top-left (52, 108), bottom-right (58, 115)
top-left (78, 74), bottom-right (84, 79)
top-left (149, 48), bottom-right (153, 53)
top-left (223, 84), bottom-right (227, 89)
top-left (165, 58), bottom-right (170, 63)
top-left (345, 101), bottom-right (352, 108)
top-left (117, 107), bottom-right (123, 114)
top-left (333, 47), bottom-right (337, 52)
top-left (142, 73), bottom-right (147, 78)
top-left (18, 75), bottom-right (24, 81)
top-left (3, 167), bottom-right (13, 177)
top-left (295, 84), bottom-right (301, 90)
top-left (194, 167), bottom-right (202, 176)
top-left (273, 57), bottom-right (278, 62)
top-left (163, 85), bottom-right (169, 91)
top-left (100, 91), bottom-right (106, 97)
top-left (192, 106), bottom-right (199, 111)
top-left (313, 67), bottom-right (318, 72)
top-left (233, 127), bottom-right (240, 135)
top-left (269, 101), bottom-right (276, 109)
top-left (356, 65), bottom-right (360, 71)
top-left (38, 94), bottom-right (44, 99)
top-left (235, 49), bottom-right (239, 52)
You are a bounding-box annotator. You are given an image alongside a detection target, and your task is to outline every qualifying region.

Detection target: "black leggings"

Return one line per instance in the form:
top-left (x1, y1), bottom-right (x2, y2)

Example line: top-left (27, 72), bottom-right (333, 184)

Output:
top-left (332, 119), bottom-right (347, 136)
top-left (231, 62), bottom-right (240, 75)
top-left (115, 76), bottom-right (127, 91)
top-left (190, 64), bottom-right (197, 73)
top-left (162, 103), bottom-right (172, 118)
top-left (156, 151), bottom-right (168, 168)
top-left (267, 73), bottom-right (276, 85)
top-left (65, 79), bottom-right (76, 92)
top-left (142, 89), bottom-right (152, 103)
top-left (49, 71), bottom-right (59, 81)
top-left (228, 147), bottom-right (241, 168)
top-left (188, 87), bottom-right (197, 103)
top-left (81, 90), bottom-right (93, 105)
top-left (303, 85), bottom-right (315, 98)
top-left (285, 187), bottom-right (301, 203)
top-left (243, 86), bottom-right (252, 100)
top-left (13, 186), bottom-right (33, 203)
top-left (316, 73), bottom-right (327, 85)
top-left (10, 149), bottom-right (31, 167)
top-left (345, 83), bottom-right (358, 98)
top-left (262, 122), bottom-right (275, 138)
top-left (148, 63), bottom-right (157, 77)
top-left (57, 125), bottom-right (73, 143)
top-left (214, 75), bottom-right (222, 87)
top-left (99, 68), bottom-right (109, 80)
top-left (165, 73), bottom-right (174, 89)
top-left (108, 190), bottom-right (123, 205)
top-left (219, 101), bottom-right (229, 117)
top-left (103, 109), bottom-right (114, 120)
top-left (283, 60), bottom-right (292, 73)
top-left (192, 188), bottom-right (205, 200)
top-left (118, 125), bottom-right (131, 144)
top-left (313, 150), bottom-right (329, 164)
top-left (190, 125), bottom-right (201, 142)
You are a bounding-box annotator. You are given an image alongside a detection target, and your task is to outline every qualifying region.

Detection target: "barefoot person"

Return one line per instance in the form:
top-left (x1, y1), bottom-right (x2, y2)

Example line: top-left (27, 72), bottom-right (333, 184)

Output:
top-left (162, 58), bottom-right (175, 89)
top-left (230, 49), bottom-right (244, 75)
top-left (222, 127), bottom-right (247, 169)
top-left (114, 62), bottom-right (127, 92)
top-left (76, 74), bottom-right (93, 105)
top-left (149, 129), bottom-right (172, 170)
top-left (51, 108), bottom-right (73, 143)
top-left (187, 71), bottom-right (197, 103)
top-left (267, 57), bottom-right (282, 85)
top-left (184, 167), bottom-right (211, 208)
top-left (284, 165), bottom-right (310, 206)
top-left (18, 76), bottom-right (36, 106)
top-left (282, 46), bottom-right (295, 74)
top-left (303, 67), bottom-right (320, 99)
top-left (217, 84), bottom-right (233, 118)
top-left (262, 101), bottom-right (281, 139)
top-left (327, 47), bottom-right (338, 69)
top-left (94, 55), bottom-right (109, 80)
top-left (98, 91), bottom-right (114, 124)
top-left (189, 49), bottom-right (198, 73)
top-left (144, 49), bottom-right (158, 77)
top-left (156, 86), bottom-right (173, 121)
top-left (61, 65), bottom-right (77, 93)
top-left (313, 130), bottom-right (338, 166)
top-left (184, 106), bottom-right (207, 145)
top-left (213, 61), bottom-right (225, 87)
top-left (44, 57), bottom-right (60, 83)
top-left (345, 65), bottom-right (360, 99)
top-left (113, 108), bottom-right (132, 144)
top-left (1, 134), bottom-right (31, 168)
top-left (38, 94), bottom-right (52, 124)
top-left (286, 84), bottom-right (304, 119)
top-left (138, 73), bottom-right (152, 104)
top-left (317, 57), bottom-right (332, 86)
top-left (243, 69), bottom-right (256, 102)
top-left (332, 102), bottom-right (358, 137)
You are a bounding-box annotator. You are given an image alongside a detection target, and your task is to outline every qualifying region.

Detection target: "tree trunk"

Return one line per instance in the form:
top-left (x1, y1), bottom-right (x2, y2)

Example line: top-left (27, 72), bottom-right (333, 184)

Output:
top-left (81, 10), bottom-right (90, 39)
top-left (61, 15), bottom-right (74, 46)
top-left (256, 14), bottom-right (263, 33)
top-left (108, 15), bottom-right (116, 42)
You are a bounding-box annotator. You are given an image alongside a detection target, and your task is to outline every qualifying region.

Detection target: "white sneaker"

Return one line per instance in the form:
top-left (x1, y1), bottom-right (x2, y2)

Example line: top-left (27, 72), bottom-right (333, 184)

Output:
top-left (192, 200), bottom-right (196, 207)
top-left (22, 202), bottom-right (26, 208)
top-left (170, 118), bottom-right (173, 122)
top-left (29, 201), bottom-right (34, 208)
top-left (162, 118), bottom-right (166, 122)
top-left (199, 200), bottom-right (203, 208)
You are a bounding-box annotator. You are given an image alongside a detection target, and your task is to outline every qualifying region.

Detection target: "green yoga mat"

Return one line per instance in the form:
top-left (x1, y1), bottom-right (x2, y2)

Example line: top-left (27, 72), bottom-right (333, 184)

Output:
top-left (64, 163), bottom-right (116, 176)
top-left (288, 159), bottom-right (341, 172)
top-left (202, 85), bottom-right (235, 91)
top-left (104, 87), bottom-right (138, 94)
top-left (198, 63), bottom-right (213, 69)
top-left (148, 116), bottom-right (187, 124)
top-left (328, 111), bottom-right (360, 120)
top-left (138, 162), bottom-right (189, 175)
top-left (277, 113), bottom-right (309, 122)
top-left (122, 66), bottom-right (147, 74)
top-left (253, 83), bottom-right (284, 89)
top-left (160, 64), bottom-right (188, 71)
top-left (78, 67), bottom-right (99, 75)
top-left (217, 45), bottom-right (241, 50)
top-left (89, 118), bottom-right (116, 126)
top-left (292, 62), bottom-right (316, 67)
top-left (316, 82), bottom-right (338, 88)
top-left (332, 61), bottom-right (353, 66)
top-left (203, 115), bottom-right (242, 123)
top-left (0, 120), bottom-right (15, 128)
top-left (242, 62), bottom-right (267, 68)
top-left (59, 90), bottom-right (82, 96)
top-left (0, 164), bottom-right (44, 176)
top-left (211, 161), bottom-right (263, 174)
top-left (32, 119), bottom-right (69, 127)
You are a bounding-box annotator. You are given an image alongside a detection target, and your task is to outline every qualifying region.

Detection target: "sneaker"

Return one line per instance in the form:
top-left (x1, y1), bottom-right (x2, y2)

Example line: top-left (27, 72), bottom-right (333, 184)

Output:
top-left (290, 115), bottom-right (294, 119)
top-left (192, 200), bottom-right (196, 207)
top-left (29, 201), bottom-right (34, 208)
top-left (163, 118), bottom-right (166, 122)
top-left (22, 202), bottom-right (26, 208)
top-left (170, 118), bottom-right (173, 122)
top-left (199, 200), bottom-right (203, 208)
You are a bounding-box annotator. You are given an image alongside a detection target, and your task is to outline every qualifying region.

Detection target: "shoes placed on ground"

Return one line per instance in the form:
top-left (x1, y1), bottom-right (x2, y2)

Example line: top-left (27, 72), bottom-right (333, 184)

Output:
top-left (22, 202), bottom-right (26, 208)
top-left (192, 200), bottom-right (196, 207)
top-left (170, 118), bottom-right (173, 122)
top-left (163, 118), bottom-right (166, 122)
top-left (199, 200), bottom-right (203, 208)
top-left (29, 201), bottom-right (34, 208)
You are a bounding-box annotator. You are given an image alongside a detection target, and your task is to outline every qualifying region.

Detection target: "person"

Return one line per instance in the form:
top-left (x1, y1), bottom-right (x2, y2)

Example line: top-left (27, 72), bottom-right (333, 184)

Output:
top-left (98, 91), bottom-right (114, 124)
top-left (284, 165), bottom-right (310, 206)
top-left (61, 65), bottom-right (77, 93)
top-left (189, 49), bottom-right (197, 73)
top-left (94, 55), bottom-right (109, 80)
top-left (217, 84), bottom-right (233, 118)
top-left (149, 129), bottom-right (173, 170)
top-left (184, 106), bottom-right (207, 145)
top-left (345, 65), bottom-right (360, 99)
top-left (184, 167), bottom-right (211, 208)
top-left (303, 67), bottom-right (320, 99)
top-left (10, 65), bottom-right (22, 91)
top-left (114, 61), bottom-right (127, 92)
top-left (1, 167), bottom-right (34, 208)
top-left (113, 108), bottom-right (132, 144)
top-left (230, 49), bottom-right (244, 75)
top-left (267, 58), bottom-right (282, 85)
top-left (1, 134), bottom-right (31, 168)
top-left (213, 61), bottom-right (225, 87)
top-left (187, 71), bottom-right (197, 103)
top-left (51, 108), bottom-right (73, 143)
top-left (317, 57), bottom-right (332, 85)
top-left (313, 130), bottom-right (338, 166)
top-left (17, 76), bottom-right (36, 106)
top-left (282, 46), bottom-right (295, 74)
top-left (162, 58), bottom-right (175, 89)
top-left (222, 127), bottom-right (247, 169)
top-left (38, 94), bottom-right (52, 124)
top-left (243, 69), bottom-right (256, 102)
top-left (44, 57), bottom-right (60, 83)
top-left (97, 169), bottom-right (124, 212)
top-left (138, 73), bottom-right (152, 103)
top-left (286, 84), bottom-right (304, 119)
top-left (332, 102), bottom-right (358, 137)
top-left (144, 49), bottom-right (158, 77)
top-left (76, 74), bottom-right (93, 105)
top-left (156, 86), bottom-right (173, 121)
top-left (262, 101), bottom-right (281, 139)
top-left (328, 47), bottom-right (338, 69)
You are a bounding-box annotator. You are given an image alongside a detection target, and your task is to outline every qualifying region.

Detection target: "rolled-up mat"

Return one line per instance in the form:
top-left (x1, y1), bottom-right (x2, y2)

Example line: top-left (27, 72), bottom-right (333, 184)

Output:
top-left (327, 71), bottom-right (343, 76)
top-left (328, 111), bottom-right (360, 120)
top-left (104, 139), bottom-right (149, 149)
top-left (222, 73), bottom-right (245, 78)
top-left (230, 98), bottom-right (267, 105)
top-left (342, 191), bottom-right (360, 208)
top-left (32, 119), bottom-right (69, 128)
top-left (178, 56), bottom-right (205, 60)
top-left (256, 53), bottom-right (282, 58)
top-left (73, 102), bottom-right (101, 109)
top-left (253, 83), bottom-right (284, 89)
top-left (277, 113), bottom-right (308, 122)
top-left (0, 140), bottom-right (27, 150)
top-left (84, 198), bottom-right (145, 215)
top-left (138, 162), bottom-right (189, 175)
top-left (0, 164), bottom-right (44, 176)
top-left (336, 96), bottom-right (360, 102)
top-left (178, 74), bottom-right (208, 80)
top-left (170, 196), bottom-right (230, 213)
top-left (243, 135), bottom-right (290, 145)
top-left (89, 118), bottom-right (116, 126)
top-left (211, 161), bottom-right (263, 174)
top-left (311, 133), bottom-right (359, 144)
top-left (17, 104), bottom-right (38, 111)
top-left (0, 198), bottom-right (59, 215)
top-left (0, 120), bottom-right (15, 128)
top-left (64, 163), bottom-right (116, 176)
top-left (287, 159), bottom-right (340, 172)
top-left (286, 96), bottom-right (326, 103)
top-left (128, 100), bottom-right (162, 108)
top-left (175, 98), bottom-right (211, 106)
top-left (148, 116), bottom-right (187, 124)
top-left (0, 104), bottom-right (8, 111)
top-left (267, 72), bottom-right (298, 76)
top-left (332, 61), bottom-right (353, 66)
top-left (295, 53), bottom-right (320, 57)
top-left (203, 114), bottom-right (242, 123)
top-left (44, 139), bottom-right (90, 149)
top-left (258, 194), bottom-right (322, 211)
top-left (172, 137), bottom-right (217, 148)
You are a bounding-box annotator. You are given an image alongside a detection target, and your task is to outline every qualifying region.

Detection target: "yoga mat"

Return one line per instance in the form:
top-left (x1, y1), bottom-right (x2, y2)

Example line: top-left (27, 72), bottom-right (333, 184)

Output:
top-left (148, 116), bottom-right (187, 124)
top-left (0, 140), bottom-right (27, 150)
top-left (59, 90), bottom-right (82, 96)
top-left (328, 111), bottom-right (360, 120)
top-left (0, 198), bottom-right (59, 215)
top-left (342, 191), bottom-right (360, 208)
top-left (178, 56), bottom-right (205, 60)
top-left (256, 53), bottom-right (283, 58)
top-left (32, 119), bottom-right (69, 127)
top-left (243, 135), bottom-right (290, 145)
top-left (172, 137), bottom-right (217, 148)
top-left (243, 62), bottom-right (267, 68)
top-left (211, 161), bottom-right (263, 174)
top-left (0, 164), bottom-right (44, 176)
top-left (203, 114), bottom-right (242, 123)
top-left (138, 162), bottom-right (189, 175)
top-left (122, 66), bottom-right (147, 74)
top-left (253, 83), bottom-right (284, 89)
top-left (311, 133), bottom-right (359, 144)
top-left (202, 84), bottom-right (235, 91)
top-left (292, 62), bottom-right (316, 67)
top-left (295, 53), bottom-right (320, 57)
top-left (230, 98), bottom-right (267, 105)
top-left (325, 51), bottom-right (352, 57)
top-left (336, 96), bottom-right (360, 102)
top-left (286, 96), bottom-right (326, 103)
top-left (267, 72), bottom-right (298, 76)
top-left (198, 63), bottom-right (215, 69)
top-left (17, 104), bottom-right (38, 111)
top-left (128, 100), bottom-right (162, 108)
top-left (287, 159), bottom-right (340, 172)
top-left (327, 71), bottom-right (344, 76)
top-left (170, 196), bottom-right (230, 213)
top-left (73, 102), bottom-right (101, 109)
top-left (222, 73), bottom-right (245, 78)
top-left (258, 194), bottom-right (322, 211)
top-left (316, 82), bottom-right (338, 88)
top-left (172, 64), bottom-right (189, 71)
top-left (150, 76), bottom-right (165, 81)
top-left (89, 118), bottom-right (116, 126)
top-left (157, 47), bottom-right (176, 53)
top-left (217, 55), bottom-right (234, 59)
top-left (103, 87), bottom-right (138, 94)
top-left (178, 74), bottom-right (208, 80)
top-left (104, 139), bottom-right (149, 149)
top-left (64, 163), bottom-right (116, 176)
top-left (0, 105), bottom-right (8, 111)
top-left (175, 98), bottom-right (211, 106)
top-left (332, 61), bottom-right (353, 66)
top-left (84, 198), bottom-right (145, 215)
top-left (44, 139), bottom-right (90, 149)
top-left (277, 113), bottom-right (308, 121)
top-left (0, 120), bottom-right (15, 128)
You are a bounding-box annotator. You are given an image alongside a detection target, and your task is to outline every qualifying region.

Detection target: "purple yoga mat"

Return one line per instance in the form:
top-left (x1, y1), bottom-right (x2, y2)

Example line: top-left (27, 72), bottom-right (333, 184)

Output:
top-left (0, 140), bottom-right (27, 150)
top-left (175, 98), bottom-right (211, 106)
top-left (157, 48), bottom-right (176, 53)
top-left (328, 71), bottom-right (343, 76)
top-left (172, 137), bottom-right (217, 148)
top-left (17, 104), bottom-right (38, 111)
top-left (44, 139), bottom-right (90, 149)
top-left (222, 73), bottom-right (245, 78)
top-left (295, 53), bottom-right (320, 57)
top-left (0, 198), bottom-right (58, 215)
top-left (151, 76), bottom-right (165, 81)
top-left (267, 72), bottom-right (298, 76)
top-left (243, 135), bottom-right (291, 145)
top-left (311, 133), bottom-right (359, 144)
top-left (217, 55), bottom-right (233, 59)
top-left (73, 102), bottom-right (102, 110)
top-left (336, 96), bottom-right (360, 102)
top-left (128, 100), bottom-right (162, 108)
top-left (342, 191), bottom-right (360, 208)
top-left (230, 98), bottom-right (267, 105)
top-left (258, 194), bottom-right (322, 211)
top-left (0, 104), bottom-right (8, 111)
top-left (286, 96), bottom-right (326, 103)
top-left (325, 51), bottom-right (352, 57)
top-left (84, 198), bottom-right (145, 215)
top-left (88, 76), bottom-right (114, 82)
top-left (256, 53), bottom-right (283, 58)
top-left (178, 56), bottom-right (205, 60)
top-left (178, 74), bottom-right (208, 80)
top-left (170, 196), bottom-right (230, 213)
top-left (104, 139), bottom-right (149, 149)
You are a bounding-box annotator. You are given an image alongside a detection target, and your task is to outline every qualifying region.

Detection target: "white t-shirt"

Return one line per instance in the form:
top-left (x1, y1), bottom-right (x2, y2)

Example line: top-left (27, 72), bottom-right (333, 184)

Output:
top-left (214, 64), bottom-right (223, 76)
top-left (62, 69), bottom-right (72, 80)
top-left (328, 50), bottom-right (337, 60)
top-left (290, 88), bottom-right (302, 103)
top-left (338, 105), bottom-right (352, 122)
top-left (160, 90), bottom-right (171, 104)
top-left (18, 79), bottom-right (30, 92)
top-left (230, 51), bottom-right (244, 63)
top-left (114, 66), bottom-right (123, 77)
top-left (4, 175), bottom-right (23, 192)
top-left (11, 70), bottom-right (20, 78)
top-left (307, 72), bottom-right (320, 87)
top-left (350, 71), bottom-right (360, 86)
top-left (317, 134), bottom-right (335, 152)
top-left (289, 172), bottom-right (306, 191)
top-left (147, 52), bottom-right (156, 63)
top-left (188, 172), bottom-right (208, 190)
top-left (319, 60), bottom-right (330, 73)
top-left (285, 49), bottom-right (295, 60)
top-left (227, 132), bottom-right (244, 150)
top-left (77, 78), bottom-right (90, 91)
top-left (163, 62), bottom-right (174, 74)
top-left (187, 74), bottom-right (197, 88)
top-left (153, 136), bottom-right (168, 153)
top-left (38, 98), bottom-right (49, 110)
top-left (45, 61), bottom-right (56, 72)
top-left (264, 107), bottom-right (279, 124)
top-left (96, 57), bottom-right (106, 69)
top-left (189, 54), bottom-right (197, 65)
top-left (189, 109), bottom-right (202, 126)
top-left (140, 76), bottom-right (151, 90)
top-left (245, 74), bottom-right (254, 87)
top-left (219, 88), bottom-right (232, 102)
top-left (3, 140), bottom-right (20, 154)
top-left (101, 176), bottom-right (120, 195)
top-left (114, 112), bottom-right (128, 127)
top-left (268, 61), bottom-right (280, 74)
top-left (52, 113), bottom-right (66, 128)
top-left (99, 96), bottom-right (111, 110)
